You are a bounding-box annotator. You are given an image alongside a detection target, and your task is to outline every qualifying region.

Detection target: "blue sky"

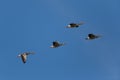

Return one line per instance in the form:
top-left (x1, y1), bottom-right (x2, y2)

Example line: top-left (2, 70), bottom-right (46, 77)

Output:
top-left (0, 0), bottom-right (120, 80)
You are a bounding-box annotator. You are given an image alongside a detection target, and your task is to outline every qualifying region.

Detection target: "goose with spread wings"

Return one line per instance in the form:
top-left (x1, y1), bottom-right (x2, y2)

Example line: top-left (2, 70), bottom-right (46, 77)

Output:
top-left (85, 33), bottom-right (101, 40)
top-left (17, 52), bottom-right (35, 63)
top-left (66, 22), bottom-right (84, 28)
top-left (50, 41), bottom-right (65, 48)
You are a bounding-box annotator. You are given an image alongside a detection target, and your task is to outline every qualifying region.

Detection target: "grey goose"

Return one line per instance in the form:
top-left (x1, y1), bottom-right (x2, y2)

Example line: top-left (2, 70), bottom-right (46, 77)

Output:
top-left (50, 41), bottom-right (65, 48)
top-left (85, 33), bottom-right (101, 40)
top-left (18, 52), bottom-right (35, 63)
top-left (66, 22), bottom-right (84, 28)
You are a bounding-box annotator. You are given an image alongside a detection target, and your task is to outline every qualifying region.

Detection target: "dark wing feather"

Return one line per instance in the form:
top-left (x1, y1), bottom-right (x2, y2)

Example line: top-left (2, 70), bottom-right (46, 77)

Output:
top-left (25, 52), bottom-right (34, 55)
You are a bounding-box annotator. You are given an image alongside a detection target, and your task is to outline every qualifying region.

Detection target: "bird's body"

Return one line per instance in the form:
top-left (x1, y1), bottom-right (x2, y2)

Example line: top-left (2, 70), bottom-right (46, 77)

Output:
top-left (50, 41), bottom-right (64, 48)
top-left (86, 33), bottom-right (100, 40)
top-left (21, 54), bottom-right (27, 63)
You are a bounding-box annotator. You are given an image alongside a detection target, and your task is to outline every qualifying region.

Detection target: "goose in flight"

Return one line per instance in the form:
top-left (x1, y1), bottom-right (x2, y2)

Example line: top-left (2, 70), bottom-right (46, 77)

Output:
top-left (85, 33), bottom-right (101, 40)
top-left (17, 52), bottom-right (35, 63)
top-left (66, 22), bottom-right (84, 28)
top-left (50, 41), bottom-right (65, 48)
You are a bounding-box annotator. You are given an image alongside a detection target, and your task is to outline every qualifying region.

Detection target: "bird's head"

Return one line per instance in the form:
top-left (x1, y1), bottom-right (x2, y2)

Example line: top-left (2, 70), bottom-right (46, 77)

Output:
top-left (17, 54), bottom-right (21, 58)
top-left (66, 25), bottom-right (71, 28)
top-left (50, 45), bottom-right (55, 48)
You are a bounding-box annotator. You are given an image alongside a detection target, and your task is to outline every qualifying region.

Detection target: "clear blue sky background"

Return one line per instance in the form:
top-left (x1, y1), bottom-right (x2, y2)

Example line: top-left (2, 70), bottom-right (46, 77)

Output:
top-left (0, 0), bottom-right (120, 80)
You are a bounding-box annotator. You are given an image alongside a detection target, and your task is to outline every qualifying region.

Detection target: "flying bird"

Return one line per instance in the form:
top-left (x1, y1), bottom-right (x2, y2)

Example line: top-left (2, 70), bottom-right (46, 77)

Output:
top-left (66, 22), bottom-right (84, 28)
top-left (85, 33), bottom-right (101, 40)
top-left (50, 41), bottom-right (65, 48)
top-left (17, 52), bottom-right (35, 64)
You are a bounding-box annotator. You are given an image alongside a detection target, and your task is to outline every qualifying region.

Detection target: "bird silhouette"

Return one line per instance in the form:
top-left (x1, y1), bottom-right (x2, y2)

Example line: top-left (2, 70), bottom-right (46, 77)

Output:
top-left (17, 52), bottom-right (35, 63)
top-left (50, 41), bottom-right (65, 48)
top-left (66, 22), bottom-right (84, 28)
top-left (85, 33), bottom-right (101, 40)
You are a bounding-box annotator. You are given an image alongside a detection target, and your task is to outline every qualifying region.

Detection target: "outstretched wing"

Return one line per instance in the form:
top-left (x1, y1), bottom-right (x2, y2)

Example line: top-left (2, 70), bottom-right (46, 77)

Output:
top-left (25, 52), bottom-right (35, 55)
top-left (78, 22), bottom-right (84, 25)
